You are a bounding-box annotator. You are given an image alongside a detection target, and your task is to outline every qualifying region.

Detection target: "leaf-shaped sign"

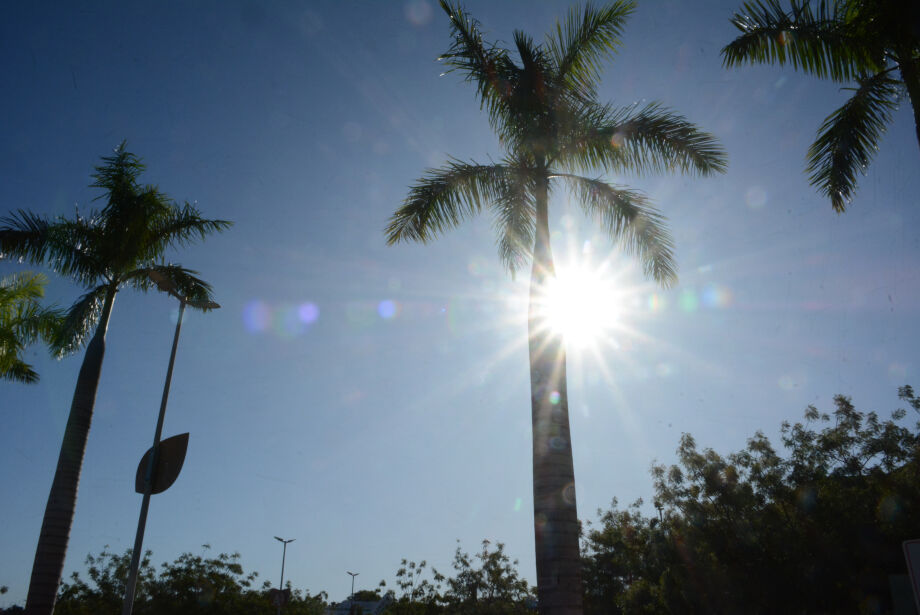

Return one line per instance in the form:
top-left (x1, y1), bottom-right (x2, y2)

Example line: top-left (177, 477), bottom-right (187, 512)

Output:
top-left (135, 433), bottom-right (190, 494)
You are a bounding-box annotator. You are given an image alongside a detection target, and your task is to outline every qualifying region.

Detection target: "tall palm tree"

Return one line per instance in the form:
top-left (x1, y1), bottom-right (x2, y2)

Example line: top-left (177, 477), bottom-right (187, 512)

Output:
top-left (0, 271), bottom-right (62, 383)
top-left (0, 144), bottom-right (231, 615)
top-left (722, 0), bottom-right (920, 211)
top-left (386, 3), bottom-right (726, 614)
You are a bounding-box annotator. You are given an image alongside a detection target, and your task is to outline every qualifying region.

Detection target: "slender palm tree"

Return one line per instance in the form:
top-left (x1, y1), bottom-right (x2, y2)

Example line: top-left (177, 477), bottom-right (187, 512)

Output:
top-left (0, 271), bottom-right (62, 383)
top-left (0, 144), bottom-right (231, 615)
top-left (722, 0), bottom-right (920, 211)
top-left (387, 3), bottom-right (726, 614)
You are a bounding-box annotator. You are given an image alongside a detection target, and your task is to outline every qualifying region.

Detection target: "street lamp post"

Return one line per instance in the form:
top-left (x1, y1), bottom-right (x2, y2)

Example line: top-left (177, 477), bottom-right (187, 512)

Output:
top-left (121, 271), bottom-right (219, 615)
top-left (274, 537), bottom-right (295, 615)
top-left (347, 571), bottom-right (359, 602)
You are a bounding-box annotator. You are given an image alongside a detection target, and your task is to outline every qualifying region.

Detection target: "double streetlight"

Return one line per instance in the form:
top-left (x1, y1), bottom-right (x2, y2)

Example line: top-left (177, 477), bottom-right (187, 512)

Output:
top-left (274, 537), bottom-right (295, 615)
top-left (347, 571), bottom-right (359, 601)
top-left (121, 270), bottom-right (219, 615)
top-left (275, 536), bottom-right (295, 590)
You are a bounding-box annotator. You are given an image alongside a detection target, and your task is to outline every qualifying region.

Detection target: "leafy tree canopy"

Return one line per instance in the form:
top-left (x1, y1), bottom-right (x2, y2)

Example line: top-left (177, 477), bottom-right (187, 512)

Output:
top-left (48, 546), bottom-right (326, 615)
top-left (582, 387), bottom-right (920, 614)
top-left (383, 540), bottom-right (534, 615)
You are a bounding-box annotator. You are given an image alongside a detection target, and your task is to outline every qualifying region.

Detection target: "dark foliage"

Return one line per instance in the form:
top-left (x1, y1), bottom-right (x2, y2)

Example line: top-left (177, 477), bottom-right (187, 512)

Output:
top-left (582, 388), bottom-right (920, 614)
top-left (50, 546), bottom-right (326, 615)
top-left (383, 541), bottom-right (534, 615)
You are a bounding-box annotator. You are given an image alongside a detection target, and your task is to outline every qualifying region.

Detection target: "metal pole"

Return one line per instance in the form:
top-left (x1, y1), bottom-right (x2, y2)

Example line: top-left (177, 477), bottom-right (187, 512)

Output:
top-left (275, 537), bottom-right (294, 615)
top-left (276, 542), bottom-right (287, 615)
top-left (280, 541), bottom-right (287, 589)
top-left (122, 300), bottom-right (187, 615)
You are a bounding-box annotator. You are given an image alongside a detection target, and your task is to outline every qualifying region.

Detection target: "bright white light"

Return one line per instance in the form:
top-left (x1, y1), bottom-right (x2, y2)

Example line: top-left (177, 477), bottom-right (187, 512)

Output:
top-left (540, 265), bottom-right (622, 348)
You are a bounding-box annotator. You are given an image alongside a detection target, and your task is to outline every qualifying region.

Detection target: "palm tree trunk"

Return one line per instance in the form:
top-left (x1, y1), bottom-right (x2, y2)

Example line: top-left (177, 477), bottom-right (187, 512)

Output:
top-left (25, 286), bottom-right (117, 615)
top-left (528, 171), bottom-right (583, 615)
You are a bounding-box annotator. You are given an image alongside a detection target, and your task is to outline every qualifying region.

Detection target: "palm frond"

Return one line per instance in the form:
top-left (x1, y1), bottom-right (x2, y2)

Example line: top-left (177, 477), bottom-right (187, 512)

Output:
top-left (0, 272), bottom-right (65, 381)
top-left (387, 161), bottom-right (512, 244)
top-left (558, 173), bottom-right (677, 286)
top-left (125, 264), bottom-right (217, 311)
top-left (144, 202), bottom-right (233, 259)
top-left (547, 1), bottom-right (635, 99)
top-left (91, 141), bottom-right (145, 206)
top-left (438, 1), bottom-right (516, 130)
top-left (0, 272), bottom-right (63, 344)
top-left (490, 163), bottom-right (536, 276)
top-left (0, 327), bottom-right (38, 384)
top-left (556, 101), bottom-right (728, 176)
top-left (807, 71), bottom-right (901, 211)
top-left (0, 352), bottom-right (39, 383)
top-left (0, 210), bottom-right (108, 286)
top-left (0, 271), bottom-right (47, 304)
top-left (51, 284), bottom-right (109, 356)
top-left (0, 210), bottom-right (53, 265)
top-left (722, 0), bottom-right (879, 81)
top-left (44, 216), bottom-right (109, 286)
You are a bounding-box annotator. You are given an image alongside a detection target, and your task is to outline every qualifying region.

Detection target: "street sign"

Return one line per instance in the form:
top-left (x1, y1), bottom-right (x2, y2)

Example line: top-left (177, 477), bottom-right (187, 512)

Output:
top-left (135, 432), bottom-right (190, 494)
top-left (269, 588), bottom-right (291, 607)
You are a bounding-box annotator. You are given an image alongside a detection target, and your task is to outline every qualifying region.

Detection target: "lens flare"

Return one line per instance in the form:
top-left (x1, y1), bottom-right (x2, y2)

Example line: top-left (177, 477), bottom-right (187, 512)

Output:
top-left (242, 300), bottom-right (272, 333)
top-left (243, 299), bottom-right (320, 338)
top-left (378, 299), bottom-right (398, 319)
top-left (299, 302), bottom-right (319, 323)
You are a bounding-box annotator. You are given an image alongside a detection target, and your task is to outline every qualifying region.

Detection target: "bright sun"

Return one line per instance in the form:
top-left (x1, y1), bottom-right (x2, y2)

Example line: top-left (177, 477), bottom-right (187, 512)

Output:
top-left (539, 265), bottom-right (623, 349)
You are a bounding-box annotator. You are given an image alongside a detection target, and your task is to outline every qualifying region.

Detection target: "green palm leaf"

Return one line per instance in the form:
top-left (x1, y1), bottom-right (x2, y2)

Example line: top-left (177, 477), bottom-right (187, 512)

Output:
top-left (807, 71), bottom-right (901, 211)
top-left (438, 1), bottom-right (516, 132)
top-left (558, 173), bottom-right (677, 285)
top-left (50, 284), bottom-right (108, 356)
top-left (91, 142), bottom-right (145, 204)
top-left (547, 0), bottom-right (634, 99)
top-left (0, 210), bottom-right (54, 266)
top-left (145, 202), bottom-right (233, 256)
top-left (557, 101), bottom-right (728, 176)
top-left (1, 211), bottom-right (107, 286)
top-left (387, 160), bottom-right (513, 244)
top-left (491, 163), bottom-right (536, 276)
top-left (722, 0), bottom-right (879, 81)
top-left (0, 272), bottom-right (63, 383)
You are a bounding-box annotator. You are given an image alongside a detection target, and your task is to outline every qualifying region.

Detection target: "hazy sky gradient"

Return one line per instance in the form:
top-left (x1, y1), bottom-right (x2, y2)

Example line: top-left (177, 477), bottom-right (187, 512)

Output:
top-left (2, 0), bottom-right (919, 607)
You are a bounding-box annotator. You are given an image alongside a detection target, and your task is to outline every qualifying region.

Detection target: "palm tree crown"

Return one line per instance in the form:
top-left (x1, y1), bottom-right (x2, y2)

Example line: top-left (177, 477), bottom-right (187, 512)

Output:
top-left (388, 3), bottom-right (726, 615)
top-left (1, 145), bottom-right (228, 351)
top-left (389, 1), bottom-right (726, 280)
top-left (0, 271), bottom-right (62, 383)
top-left (722, 0), bottom-right (920, 211)
top-left (0, 143), bottom-right (231, 615)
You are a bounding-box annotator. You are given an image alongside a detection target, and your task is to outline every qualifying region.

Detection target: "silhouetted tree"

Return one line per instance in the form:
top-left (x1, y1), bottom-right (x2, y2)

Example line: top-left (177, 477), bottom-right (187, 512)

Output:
top-left (52, 546), bottom-right (326, 615)
top-left (387, 4), bottom-right (726, 613)
top-left (582, 388), bottom-right (920, 613)
top-left (0, 144), bottom-right (231, 614)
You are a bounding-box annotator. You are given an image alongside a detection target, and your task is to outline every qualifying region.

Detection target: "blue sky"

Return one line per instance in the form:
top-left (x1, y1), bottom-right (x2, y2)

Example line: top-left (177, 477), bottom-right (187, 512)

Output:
top-left (2, 0), bottom-right (919, 607)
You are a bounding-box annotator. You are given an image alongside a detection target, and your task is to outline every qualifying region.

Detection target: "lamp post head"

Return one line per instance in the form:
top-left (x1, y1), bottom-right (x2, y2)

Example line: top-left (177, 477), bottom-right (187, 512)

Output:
top-left (189, 299), bottom-right (221, 310)
top-left (147, 270), bottom-right (220, 310)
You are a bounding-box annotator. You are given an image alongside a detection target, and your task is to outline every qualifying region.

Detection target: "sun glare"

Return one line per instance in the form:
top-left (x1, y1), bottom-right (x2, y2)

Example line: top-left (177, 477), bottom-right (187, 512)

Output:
top-left (539, 265), bottom-right (623, 349)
